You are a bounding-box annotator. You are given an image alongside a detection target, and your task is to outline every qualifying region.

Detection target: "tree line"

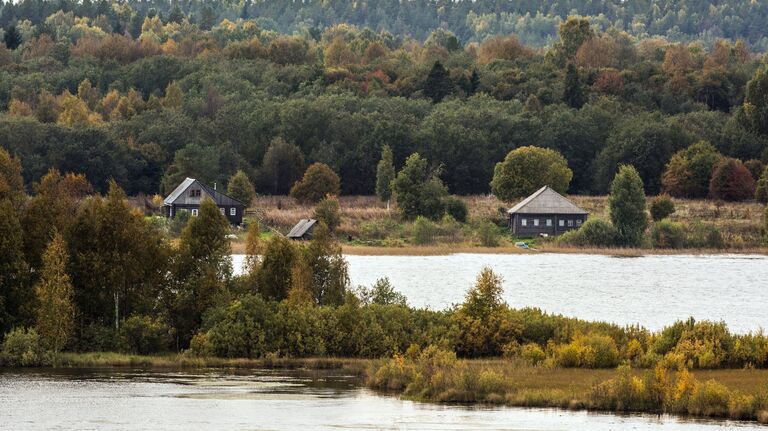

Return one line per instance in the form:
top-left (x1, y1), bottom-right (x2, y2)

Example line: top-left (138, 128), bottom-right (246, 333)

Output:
top-left (1, 11), bottom-right (768, 197)
top-left (4, 0), bottom-right (768, 50)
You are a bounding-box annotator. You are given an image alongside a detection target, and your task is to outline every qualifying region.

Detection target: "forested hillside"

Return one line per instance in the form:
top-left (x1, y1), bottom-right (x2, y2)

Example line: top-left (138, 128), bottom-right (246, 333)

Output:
top-left (1, 0), bottom-right (768, 197)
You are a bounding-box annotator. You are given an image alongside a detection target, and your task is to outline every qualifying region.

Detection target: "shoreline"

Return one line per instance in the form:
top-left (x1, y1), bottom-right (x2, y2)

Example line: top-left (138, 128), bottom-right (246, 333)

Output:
top-left (8, 352), bottom-right (768, 425)
top-left (230, 241), bottom-right (768, 257)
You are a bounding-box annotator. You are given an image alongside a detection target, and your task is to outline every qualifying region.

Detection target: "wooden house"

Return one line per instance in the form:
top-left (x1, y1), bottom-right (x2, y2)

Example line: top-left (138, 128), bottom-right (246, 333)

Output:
top-left (287, 218), bottom-right (317, 240)
top-left (163, 177), bottom-right (245, 225)
top-left (507, 186), bottom-right (588, 237)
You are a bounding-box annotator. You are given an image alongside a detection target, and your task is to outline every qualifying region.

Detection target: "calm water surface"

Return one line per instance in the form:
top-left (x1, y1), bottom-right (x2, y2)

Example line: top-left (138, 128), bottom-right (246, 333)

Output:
top-left (233, 253), bottom-right (768, 332)
top-left (0, 368), bottom-right (763, 431)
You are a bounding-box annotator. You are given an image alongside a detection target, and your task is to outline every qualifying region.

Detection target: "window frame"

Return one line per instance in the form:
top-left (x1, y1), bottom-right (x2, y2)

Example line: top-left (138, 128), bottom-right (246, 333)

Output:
top-left (230, 207), bottom-right (236, 216)
top-left (191, 208), bottom-right (199, 217)
top-left (521, 218), bottom-right (527, 227)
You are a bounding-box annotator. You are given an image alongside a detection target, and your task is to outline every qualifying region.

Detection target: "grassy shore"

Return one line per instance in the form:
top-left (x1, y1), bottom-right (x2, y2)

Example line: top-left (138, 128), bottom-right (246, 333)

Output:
top-left (230, 195), bottom-right (768, 255)
top-left (37, 351), bottom-right (768, 423)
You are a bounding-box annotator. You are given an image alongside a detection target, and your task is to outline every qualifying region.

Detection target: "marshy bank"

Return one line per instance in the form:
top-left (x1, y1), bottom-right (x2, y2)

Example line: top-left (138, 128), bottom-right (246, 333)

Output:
top-left (3, 366), bottom-right (765, 431)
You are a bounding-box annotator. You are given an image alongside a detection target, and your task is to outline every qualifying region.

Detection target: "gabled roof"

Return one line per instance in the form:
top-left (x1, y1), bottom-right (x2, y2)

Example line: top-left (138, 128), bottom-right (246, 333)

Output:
top-left (163, 177), bottom-right (245, 207)
top-left (287, 219), bottom-right (317, 238)
top-left (507, 186), bottom-right (588, 215)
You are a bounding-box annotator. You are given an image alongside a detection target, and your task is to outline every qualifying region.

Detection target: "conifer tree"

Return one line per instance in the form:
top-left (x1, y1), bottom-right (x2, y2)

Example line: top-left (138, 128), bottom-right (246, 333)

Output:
top-left (424, 61), bottom-right (452, 103)
top-left (3, 25), bottom-right (22, 50)
top-left (34, 232), bottom-right (75, 353)
top-left (564, 63), bottom-right (585, 108)
top-left (375, 145), bottom-right (395, 206)
top-left (609, 165), bottom-right (648, 246)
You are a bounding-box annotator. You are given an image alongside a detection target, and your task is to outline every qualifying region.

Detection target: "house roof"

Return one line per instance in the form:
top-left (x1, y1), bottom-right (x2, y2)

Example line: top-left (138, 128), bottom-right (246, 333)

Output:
top-left (163, 177), bottom-right (245, 207)
top-left (507, 186), bottom-right (588, 215)
top-left (287, 219), bottom-right (317, 238)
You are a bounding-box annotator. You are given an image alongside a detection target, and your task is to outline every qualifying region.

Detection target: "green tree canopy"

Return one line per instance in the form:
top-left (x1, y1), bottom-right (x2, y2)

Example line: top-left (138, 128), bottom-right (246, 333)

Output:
top-left (490, 146), bottom-right (573, 201)
top-left (392, 153), bottom-right (448, 220)
top-left (661, 141), bottom-right (723, 198)
top-left (290, 162), bottom-right (341, 204)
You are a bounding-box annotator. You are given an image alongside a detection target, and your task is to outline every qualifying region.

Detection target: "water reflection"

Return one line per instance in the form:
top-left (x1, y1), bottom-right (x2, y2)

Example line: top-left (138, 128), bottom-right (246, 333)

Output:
top-left (0, 368), bottom-right (763, 430)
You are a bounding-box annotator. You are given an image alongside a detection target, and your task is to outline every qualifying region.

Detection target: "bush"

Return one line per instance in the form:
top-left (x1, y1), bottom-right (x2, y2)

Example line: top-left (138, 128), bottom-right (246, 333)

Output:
top-left (555, 334), bottom-right (620, 368)
top-left (73, 323), bottom-right (118, 352)
top-left (477, 221), bottom-right (500, 247)
top-left (520, 343), bottom-right (546, 365)
top-left (313, 196), bottom-right (341, 232)
top-left (118, 315), bottom-right (173, 355)
top-left (412, 216), bottom-right (437, 245)
top-left (688, 380), bottom-right (732, 417)
top-left (559, 218), bottom-right (616, 247)
top-left (709, 158), bottom-right (756, 201)
top-left (651, 219), bottom-right (686, 249)
top-left (0, 328), bottom-right (48, 367)
top-left (290, 162), bottom-right (341, 204)
top-left (649, 195), bottom-right (675, 221)
top-left (685, 221), bottom-right (724, 249)
top-left (442, 196), bottom-right (468, 222)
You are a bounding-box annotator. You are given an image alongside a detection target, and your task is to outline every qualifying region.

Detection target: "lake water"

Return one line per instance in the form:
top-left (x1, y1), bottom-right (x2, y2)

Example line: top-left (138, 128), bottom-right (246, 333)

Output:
top-left (233, 253), bottom-right (768, 332)
top-left (0, 368), bottom-right (763, 431)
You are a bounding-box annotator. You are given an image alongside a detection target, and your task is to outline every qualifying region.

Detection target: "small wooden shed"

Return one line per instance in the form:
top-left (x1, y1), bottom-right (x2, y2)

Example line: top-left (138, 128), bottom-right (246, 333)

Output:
top-left (287, 218), bottom-right (318, 240)
top-left (507, 186), bottom-right (588, 237)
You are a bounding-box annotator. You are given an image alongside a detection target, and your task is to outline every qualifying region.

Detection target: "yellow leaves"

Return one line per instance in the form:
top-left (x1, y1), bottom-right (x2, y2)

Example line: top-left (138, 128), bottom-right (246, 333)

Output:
top-left (8, 99), bottom-right (34, 117)
top-left (162, 81), bottom-right (183, 109)
top-left (57, 90), bottom-right (101, 127)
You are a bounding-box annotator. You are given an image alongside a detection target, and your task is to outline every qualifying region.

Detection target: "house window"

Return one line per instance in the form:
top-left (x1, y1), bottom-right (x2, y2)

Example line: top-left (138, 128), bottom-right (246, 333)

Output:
top-left (521, 218), bottom-right (527, 226)
top-left (230, 207), bottom-right (236, 216)
top-left (576, 219), bottom-right (583, 226)
top-left (220, 208), bottom-right (225, 215)
top-left (191, 209), bottom-right (198, 217)
top-left (533, 219), bottom-right (539, 227)
top-left (546, 219), bottom-right (552, 227)
top-left (189, 189), bottom-right (201, 198)
top-left (559, 220), bottom-right (564, 227)
top-left (567, 219), bottom-right (573, 227)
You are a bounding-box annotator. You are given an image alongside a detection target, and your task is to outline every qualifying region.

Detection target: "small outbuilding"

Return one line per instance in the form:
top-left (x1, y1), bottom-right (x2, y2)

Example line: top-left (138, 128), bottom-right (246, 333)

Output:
top-left (287, 218), bottom-right (318, 240)
top-left (507, 186), bottom-right (588, 237)
top-left (163, 177), bottom-right (245, 225)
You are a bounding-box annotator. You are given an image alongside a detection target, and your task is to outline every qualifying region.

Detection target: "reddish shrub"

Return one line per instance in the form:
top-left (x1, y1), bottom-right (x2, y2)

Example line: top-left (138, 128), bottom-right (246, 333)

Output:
top-left (709, 158), bottom-right (756, 201)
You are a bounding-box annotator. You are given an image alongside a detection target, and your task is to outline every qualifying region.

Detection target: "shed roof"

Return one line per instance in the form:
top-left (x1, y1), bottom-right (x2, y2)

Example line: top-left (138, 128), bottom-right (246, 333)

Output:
top-left (163, 177), bottom-right (245, 207)
top-left (287, 219), bottom-right (317, 238)
top-left (507, 186), bottom-right (588, 215)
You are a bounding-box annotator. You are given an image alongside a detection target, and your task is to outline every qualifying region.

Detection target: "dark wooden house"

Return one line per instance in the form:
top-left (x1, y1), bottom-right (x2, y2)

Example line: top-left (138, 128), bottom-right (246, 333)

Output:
top-left (163, 177), bottom-right (245, 225)
top-left (287, 218), bottom-right (317, 240)
top-left (507, 186), bottom-right (588, 237)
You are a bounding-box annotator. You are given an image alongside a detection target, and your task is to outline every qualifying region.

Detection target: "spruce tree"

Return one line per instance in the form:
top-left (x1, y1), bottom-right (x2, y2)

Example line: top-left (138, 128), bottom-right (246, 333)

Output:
top-left (609, 165), bottom-right (648, 247)
top-left (564, 63), bottom-right (585, 108)
top-left (3, 25), bottom-right (22, 50)
top-left (375, 145), bottom-right (395, 205)
top-left (424, 61), bottom-right (452, 103)
top-left (34, 232), bottom-right (75, 353)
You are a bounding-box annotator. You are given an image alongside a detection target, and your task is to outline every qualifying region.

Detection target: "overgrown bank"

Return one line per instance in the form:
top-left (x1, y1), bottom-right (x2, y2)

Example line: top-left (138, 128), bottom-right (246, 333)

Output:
top-left (238, 194), bottom-right (768, 253)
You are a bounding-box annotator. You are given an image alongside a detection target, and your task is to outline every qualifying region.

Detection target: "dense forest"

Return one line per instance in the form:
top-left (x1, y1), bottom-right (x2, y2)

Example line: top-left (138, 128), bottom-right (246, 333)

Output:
top-left (1, 0), bottom-right (768, 198)
top-left (5, 0), bottom-right (768, 49)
